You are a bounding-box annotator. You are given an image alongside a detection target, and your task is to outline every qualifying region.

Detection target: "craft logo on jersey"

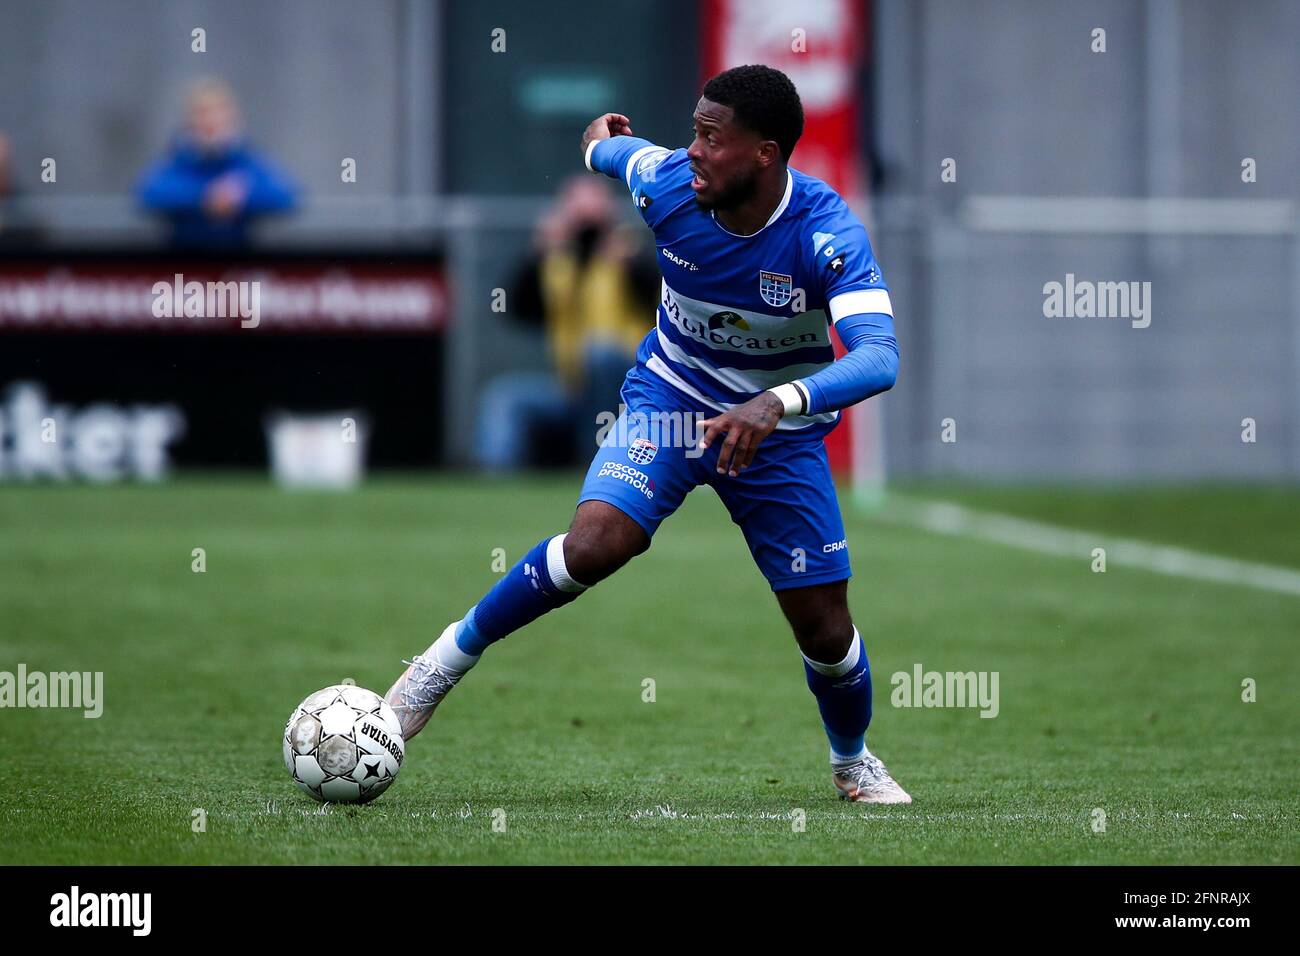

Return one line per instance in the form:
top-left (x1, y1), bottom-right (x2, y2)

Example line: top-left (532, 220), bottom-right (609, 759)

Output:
top-left (628, 437), bottom-right (658, 465)
top-left (759, 270), bottom-right (794, 308)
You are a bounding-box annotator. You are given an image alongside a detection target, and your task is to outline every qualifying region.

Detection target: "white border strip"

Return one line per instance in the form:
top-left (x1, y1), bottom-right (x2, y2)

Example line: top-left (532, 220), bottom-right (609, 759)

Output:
top-left (884, 498), bottom-right (1300, 598)
top-left (961, 196), bottom-right (1298, 236)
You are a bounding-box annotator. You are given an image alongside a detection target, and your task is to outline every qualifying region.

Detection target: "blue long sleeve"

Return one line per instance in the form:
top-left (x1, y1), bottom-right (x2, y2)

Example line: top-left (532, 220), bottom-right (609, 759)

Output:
top-left (241, 162), bottom-right (298, 213)
top-left (587, 135), bottom-right (658, 181)
top-left (137, 161), bottom-right (208, 210)
top-left (135, 137), bottom-right (299, 247)
top-left (799, 312), bottom-right (898, 415)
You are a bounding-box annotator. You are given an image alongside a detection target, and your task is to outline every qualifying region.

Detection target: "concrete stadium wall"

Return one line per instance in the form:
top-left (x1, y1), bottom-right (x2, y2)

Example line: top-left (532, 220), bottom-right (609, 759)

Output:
top-left (0, 0), bottom-right (413, 199)
top-left (873, 0), bottom-right (1300, 481)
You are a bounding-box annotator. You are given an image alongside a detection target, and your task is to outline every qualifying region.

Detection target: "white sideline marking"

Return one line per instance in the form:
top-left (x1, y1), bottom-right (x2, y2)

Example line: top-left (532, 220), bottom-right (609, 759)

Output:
top-left (960, 195), bottom-right (1297, 235)
top-left (882, 498), bottom-right (1300, 599)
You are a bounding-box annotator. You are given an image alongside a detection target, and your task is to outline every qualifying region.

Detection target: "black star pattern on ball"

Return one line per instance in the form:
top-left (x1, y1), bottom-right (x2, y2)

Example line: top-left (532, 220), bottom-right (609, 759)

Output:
top-left (361, 759), bottom-right (382, 780)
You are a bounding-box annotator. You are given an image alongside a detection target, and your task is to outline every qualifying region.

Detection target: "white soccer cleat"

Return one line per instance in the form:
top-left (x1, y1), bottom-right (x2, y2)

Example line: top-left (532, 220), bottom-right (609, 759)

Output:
top-left (832, 749), bottom-right (912, 804)
top-left (384, 623), bottom-right (465, 741)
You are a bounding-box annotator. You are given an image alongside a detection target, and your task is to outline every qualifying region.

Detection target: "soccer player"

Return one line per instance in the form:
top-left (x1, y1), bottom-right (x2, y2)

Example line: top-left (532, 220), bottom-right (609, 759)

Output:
top-left (388, 64), bottom-right (909, 803)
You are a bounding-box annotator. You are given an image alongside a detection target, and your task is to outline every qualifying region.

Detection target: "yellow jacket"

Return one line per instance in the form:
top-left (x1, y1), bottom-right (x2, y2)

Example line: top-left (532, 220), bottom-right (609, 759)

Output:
top-left (538, 249), bottom-right (649, 390)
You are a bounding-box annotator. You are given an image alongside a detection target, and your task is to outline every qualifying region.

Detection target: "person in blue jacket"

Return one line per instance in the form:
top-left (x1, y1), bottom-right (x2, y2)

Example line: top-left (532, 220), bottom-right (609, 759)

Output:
top-left (137, 78), bottom-right (298, 249)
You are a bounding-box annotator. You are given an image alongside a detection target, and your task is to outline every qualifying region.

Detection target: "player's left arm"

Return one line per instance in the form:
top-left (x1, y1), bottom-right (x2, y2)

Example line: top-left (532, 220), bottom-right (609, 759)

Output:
top-left (768, 302), bottom-right (898, 419)
top-left (699, 224), bottom-right (898, 477)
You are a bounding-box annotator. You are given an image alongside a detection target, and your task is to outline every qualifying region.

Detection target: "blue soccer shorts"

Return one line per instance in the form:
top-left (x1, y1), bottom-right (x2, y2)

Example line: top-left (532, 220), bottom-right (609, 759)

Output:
top-left (578, 365), bottom-right (851, 591)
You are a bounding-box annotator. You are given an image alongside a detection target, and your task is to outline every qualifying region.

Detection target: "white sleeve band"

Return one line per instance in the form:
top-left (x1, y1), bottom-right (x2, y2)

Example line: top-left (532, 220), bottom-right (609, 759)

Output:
top-left (768, 382), bottom-right (808, 417)
top-left (583, 139), bottom-right (601, 173)
top-left (829, 288), bottom-right (893, 322)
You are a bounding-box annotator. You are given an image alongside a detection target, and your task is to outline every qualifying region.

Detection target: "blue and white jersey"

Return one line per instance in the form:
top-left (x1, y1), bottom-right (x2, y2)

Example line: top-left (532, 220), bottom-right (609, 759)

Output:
top-left (586, 135), bottom-right (893, 437)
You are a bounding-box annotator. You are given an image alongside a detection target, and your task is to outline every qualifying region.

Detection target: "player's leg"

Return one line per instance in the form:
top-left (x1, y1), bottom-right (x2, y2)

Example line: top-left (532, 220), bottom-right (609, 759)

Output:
top-left (458, 498), bottom-right (649, 647)
top-left (710, 435), bottom-right (911, 803)
top-left (561, 499), bottom-right (650, 582)
top-left (385, 501), bottom-right (651, 740)
top-left (773, 581), bottom-right (907, 803)
top-left (387, 373), bottom-right (698, 740)
top-left (773, 579), bottom-right (867, 760)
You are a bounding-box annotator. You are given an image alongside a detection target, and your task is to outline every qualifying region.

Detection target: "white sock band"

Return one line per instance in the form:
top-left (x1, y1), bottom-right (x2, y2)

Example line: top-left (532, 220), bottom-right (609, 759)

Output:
top-left (431, 622), bottom-right (479, 672)
top-left (546, 533), bottom-right (588, 593)
top-left (831, 745), bottom-right (868, 766)
top-left (802, 628), bottom-right (862, 677)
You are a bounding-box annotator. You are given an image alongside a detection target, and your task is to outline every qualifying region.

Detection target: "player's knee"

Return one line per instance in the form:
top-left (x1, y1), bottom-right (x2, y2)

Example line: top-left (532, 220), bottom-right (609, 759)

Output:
top-left (562, 530), bottom-right (643, 584)
top-left (794, 617), bottom-right (855, 666)
top-left (563, 507), bottom-right (649, 584)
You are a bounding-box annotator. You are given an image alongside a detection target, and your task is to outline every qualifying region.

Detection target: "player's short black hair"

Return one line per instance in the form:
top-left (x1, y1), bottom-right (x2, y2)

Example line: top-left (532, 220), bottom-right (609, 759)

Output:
top-left (701, 64), bottom-right (804, 162)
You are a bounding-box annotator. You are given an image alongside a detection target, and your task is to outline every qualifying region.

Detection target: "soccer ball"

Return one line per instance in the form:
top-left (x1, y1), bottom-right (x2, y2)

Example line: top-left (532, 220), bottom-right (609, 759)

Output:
top-left (283, 684), bottom-right (405, 803)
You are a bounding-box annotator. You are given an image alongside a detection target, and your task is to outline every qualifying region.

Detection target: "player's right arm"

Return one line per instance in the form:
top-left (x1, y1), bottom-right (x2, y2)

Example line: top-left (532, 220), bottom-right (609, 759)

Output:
top-left (580, 112), bottom-right (633, 161)
top-left (581, 113), bottom-right (674, 196)
top-left (580, 112), bottom-right (652, 183)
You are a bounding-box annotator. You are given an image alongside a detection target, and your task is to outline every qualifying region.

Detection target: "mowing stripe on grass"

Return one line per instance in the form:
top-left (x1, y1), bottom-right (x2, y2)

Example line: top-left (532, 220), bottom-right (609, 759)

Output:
top-left (880, 497), bottom-right (1300, 598)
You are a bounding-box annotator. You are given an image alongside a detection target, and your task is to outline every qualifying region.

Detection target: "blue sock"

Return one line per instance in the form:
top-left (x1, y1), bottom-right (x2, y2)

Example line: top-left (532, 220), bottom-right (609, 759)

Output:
top-left (454, 533), bottom-right (588, 656)
top-left (803, 629), bottom-right (872, 763)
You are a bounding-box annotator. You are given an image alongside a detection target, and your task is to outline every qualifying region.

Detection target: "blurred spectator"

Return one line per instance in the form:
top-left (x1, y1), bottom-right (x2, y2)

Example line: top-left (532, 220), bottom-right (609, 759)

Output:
top-left (136, 78), bottom-right (298, 249)
top-left (477, 176), bottom-right (658, 471)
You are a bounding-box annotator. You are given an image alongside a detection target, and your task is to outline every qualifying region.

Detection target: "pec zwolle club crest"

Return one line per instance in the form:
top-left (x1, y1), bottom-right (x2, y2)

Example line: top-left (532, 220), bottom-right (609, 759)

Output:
top-left (759, 270), bottom-right (794, 308)
top-left (628, 437), bottom-right (658, 465)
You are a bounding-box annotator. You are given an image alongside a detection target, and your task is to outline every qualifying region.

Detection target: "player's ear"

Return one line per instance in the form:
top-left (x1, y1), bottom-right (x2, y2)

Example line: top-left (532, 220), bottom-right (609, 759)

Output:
top-left (757, 140), bottom-right (781, 169)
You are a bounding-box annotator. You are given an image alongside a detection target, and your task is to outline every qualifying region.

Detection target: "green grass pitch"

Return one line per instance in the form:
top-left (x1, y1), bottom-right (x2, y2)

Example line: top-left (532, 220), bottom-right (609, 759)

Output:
top-left (1, 476), bottom-right (1296, 864)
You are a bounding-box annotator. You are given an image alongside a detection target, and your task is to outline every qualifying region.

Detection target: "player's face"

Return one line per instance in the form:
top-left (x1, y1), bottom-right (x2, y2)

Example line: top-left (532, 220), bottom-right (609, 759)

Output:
top-left (687, 98), bottom-right (761, 212)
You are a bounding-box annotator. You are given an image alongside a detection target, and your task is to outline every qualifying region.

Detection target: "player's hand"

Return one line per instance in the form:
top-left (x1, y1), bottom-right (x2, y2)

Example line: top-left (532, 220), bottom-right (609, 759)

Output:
top-left (581, 113), bottom-right (633, 158)
top-left (202, 173), bottom-right (248, 219)
top-left (698, 391), bottom-right (785, 477)
top-left (588, 112), bottom-right (633, 140)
